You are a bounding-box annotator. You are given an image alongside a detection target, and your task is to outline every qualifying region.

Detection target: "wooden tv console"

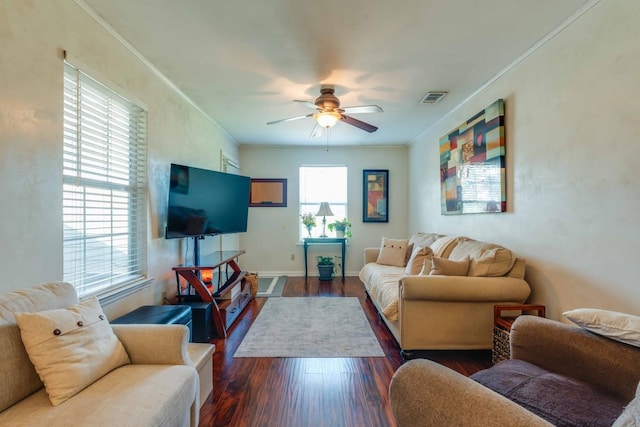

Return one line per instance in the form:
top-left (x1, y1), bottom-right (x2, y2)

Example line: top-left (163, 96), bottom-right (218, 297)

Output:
top-left (173, 250), bottom-right (250, 338)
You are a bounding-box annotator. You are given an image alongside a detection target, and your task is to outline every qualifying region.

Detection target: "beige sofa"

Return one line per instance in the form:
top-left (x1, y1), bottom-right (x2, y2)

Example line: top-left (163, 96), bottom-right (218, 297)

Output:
top-left (0, 282), bottom-right (201, 427)
top-left (359, 233), bottom-right (531, 354)
top-left (389, 315), bottom-right (640, 426)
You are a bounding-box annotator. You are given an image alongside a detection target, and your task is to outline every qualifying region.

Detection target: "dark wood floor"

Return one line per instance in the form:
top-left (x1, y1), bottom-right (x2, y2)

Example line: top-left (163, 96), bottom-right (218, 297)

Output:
top-left (199, 276), bottom-right (491, 427)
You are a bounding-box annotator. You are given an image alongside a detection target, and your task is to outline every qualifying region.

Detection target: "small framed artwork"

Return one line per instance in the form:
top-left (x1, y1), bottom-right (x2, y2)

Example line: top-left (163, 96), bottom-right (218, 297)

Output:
top-left (363, 169), bottom-right (389, 222)
top-left (249, 178), bottom-right (287, 207)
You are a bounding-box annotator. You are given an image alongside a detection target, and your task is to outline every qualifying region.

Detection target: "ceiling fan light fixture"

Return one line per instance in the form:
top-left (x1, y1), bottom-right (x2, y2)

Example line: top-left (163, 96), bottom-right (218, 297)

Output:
top-left (314, 111), bottom-right (341, 128)
top-left (268, 87), bottom-right (380, 134)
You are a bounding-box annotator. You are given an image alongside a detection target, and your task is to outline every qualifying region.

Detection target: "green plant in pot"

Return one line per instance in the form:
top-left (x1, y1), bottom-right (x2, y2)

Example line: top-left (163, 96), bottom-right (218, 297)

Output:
top-left (300, 212), bottom-right (317, 237)
top-left (327, 218), bottom-right (352, 238)
top-left (316, 255), bottom-right (339, 280)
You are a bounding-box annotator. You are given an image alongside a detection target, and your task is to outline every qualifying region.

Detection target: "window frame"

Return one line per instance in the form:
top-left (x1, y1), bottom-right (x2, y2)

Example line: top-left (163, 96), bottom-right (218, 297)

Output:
top-left (298, 165), bottom-right (348, 240)
top-left (62, 61), bottom-right (148, 299)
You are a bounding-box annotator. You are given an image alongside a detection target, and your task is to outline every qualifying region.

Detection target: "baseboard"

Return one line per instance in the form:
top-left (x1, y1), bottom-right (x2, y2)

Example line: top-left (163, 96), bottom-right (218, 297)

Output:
top-left (244, 266), bottom-right (360, 277)
top-left (250, 271), bottom-right (360, 277)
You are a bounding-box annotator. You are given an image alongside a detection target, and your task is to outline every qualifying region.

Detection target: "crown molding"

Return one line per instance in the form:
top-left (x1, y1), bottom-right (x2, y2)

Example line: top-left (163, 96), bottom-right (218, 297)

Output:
top-left (73, 0), bottom-right (237, 145)
top-left (410, 0), bottom-right (602, 145)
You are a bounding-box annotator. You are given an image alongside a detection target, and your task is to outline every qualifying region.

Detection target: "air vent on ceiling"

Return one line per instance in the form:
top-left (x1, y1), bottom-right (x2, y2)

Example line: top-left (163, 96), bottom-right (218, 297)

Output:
top-left (421, 91), bottom-right (448, 104)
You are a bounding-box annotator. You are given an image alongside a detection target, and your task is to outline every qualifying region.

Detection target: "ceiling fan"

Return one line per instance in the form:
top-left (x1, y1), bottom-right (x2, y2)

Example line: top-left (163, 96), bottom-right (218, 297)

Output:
top-left (267, 86), bottom-right (383, 137)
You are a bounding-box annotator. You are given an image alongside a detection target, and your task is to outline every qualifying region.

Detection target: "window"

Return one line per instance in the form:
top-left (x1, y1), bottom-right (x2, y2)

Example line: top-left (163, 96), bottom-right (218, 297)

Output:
top-left (299, 166), bottom-right (347, 239)
top-left (63, 62), bottom-right (147, 299)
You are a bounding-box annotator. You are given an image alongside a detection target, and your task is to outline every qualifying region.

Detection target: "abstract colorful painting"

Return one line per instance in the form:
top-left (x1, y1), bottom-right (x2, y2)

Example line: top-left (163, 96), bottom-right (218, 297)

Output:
top-left (440, 99), bottom-right (505, 215)
top-left (363, 169), bottom-right (389, 222)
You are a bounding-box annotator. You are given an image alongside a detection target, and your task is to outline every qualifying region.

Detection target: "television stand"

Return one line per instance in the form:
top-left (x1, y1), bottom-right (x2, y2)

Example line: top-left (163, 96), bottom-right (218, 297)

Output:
top-left (172, 250), bottom-right (250, 338)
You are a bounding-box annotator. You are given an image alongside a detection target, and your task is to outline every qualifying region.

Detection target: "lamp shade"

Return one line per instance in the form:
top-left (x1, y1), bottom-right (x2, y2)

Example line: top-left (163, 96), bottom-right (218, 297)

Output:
top-left (314, 111), bottom-right (340, 128)
top-left (316, 202), bottom-right (334, 217)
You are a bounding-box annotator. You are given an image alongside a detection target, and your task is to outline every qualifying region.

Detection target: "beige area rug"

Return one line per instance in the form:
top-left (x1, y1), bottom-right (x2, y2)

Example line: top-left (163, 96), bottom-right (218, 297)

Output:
top-left (234, 297), bottom-right (385, 358)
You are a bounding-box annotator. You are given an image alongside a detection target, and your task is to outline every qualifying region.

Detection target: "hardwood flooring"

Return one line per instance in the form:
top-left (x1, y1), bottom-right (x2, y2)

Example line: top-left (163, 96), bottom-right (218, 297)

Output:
top-left (199, 276), bottom-right (491, 427)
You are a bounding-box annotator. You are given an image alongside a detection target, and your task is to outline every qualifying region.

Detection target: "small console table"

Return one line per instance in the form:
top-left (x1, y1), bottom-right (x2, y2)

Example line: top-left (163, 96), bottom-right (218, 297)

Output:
top-left (303, 237), bottom-right (346, 280)
top-left (173, 250), bottom-right (249, 338)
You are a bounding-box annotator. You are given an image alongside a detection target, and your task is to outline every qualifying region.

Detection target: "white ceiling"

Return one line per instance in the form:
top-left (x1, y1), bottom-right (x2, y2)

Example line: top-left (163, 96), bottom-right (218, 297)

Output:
top-left (81, 0), bottom-right (590, 146)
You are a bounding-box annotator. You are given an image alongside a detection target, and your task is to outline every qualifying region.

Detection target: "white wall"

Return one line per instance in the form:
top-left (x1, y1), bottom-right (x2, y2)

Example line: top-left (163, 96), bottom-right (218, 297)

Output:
top-left (4, 0), bottom-right (637, 322)
top-left (239, 145), bottom-right (408, 276)
top-left (408, 0), bottom-right (640, 320)
top-left (0, 0), bottom-right (238, 318)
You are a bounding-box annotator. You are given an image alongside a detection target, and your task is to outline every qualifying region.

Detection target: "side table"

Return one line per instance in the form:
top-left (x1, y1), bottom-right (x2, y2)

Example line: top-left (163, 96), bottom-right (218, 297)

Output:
top-left (493, 304), bottom-right (546, 364)
top-left (303, 237), bottom-right (346, 279)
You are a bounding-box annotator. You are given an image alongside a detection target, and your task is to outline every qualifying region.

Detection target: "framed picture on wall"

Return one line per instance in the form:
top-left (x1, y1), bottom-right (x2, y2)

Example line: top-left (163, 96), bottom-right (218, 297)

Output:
top-left (363, 169), bottom-right (388, 222)
top-left (439, 99), bottom-right (506, 215)
top-left (249, 178), bottom-right (287, 207)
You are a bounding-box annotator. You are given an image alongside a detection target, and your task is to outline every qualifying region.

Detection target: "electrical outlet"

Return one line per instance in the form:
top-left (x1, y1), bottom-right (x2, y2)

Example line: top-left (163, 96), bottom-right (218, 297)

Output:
top-left (290, 254), bottom-right (295, 261)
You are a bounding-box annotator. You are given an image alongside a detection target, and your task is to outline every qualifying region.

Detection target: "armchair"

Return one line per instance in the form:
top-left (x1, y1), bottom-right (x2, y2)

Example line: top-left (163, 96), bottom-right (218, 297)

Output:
top-left (0, 282), bottom-right (200, 427)
top-left (389, 316), bottom-right (640, 426)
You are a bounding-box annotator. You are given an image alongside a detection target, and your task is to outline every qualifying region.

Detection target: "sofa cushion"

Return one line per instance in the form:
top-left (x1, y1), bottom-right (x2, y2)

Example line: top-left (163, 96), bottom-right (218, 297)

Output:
top-left (376, 237), bottom-right (410, 267)
top-left (0, 282), bottom-right (77, 412)
top-left (15, 297), bottom-right (130, 406)
top-left (448, 239), bottom-right (515, 277)
top-left (408, 233), bottom-right (445, 250)
top-left (471, 359), bottom-right (627, 427)
top-left (404, 246), bottom-right (433, 275)
top-left (563, 308), bottom-right (640, 348)
top-left (429, 236), bottom-right (459, 258)
top-left (0, 364), bottom-right (198, 427)
top-left (506, 258), bottom-right (527, 280)
top-left (359, 263), bottom-right (405, 322)
top-left (429, 256), bottom-right (470, 276)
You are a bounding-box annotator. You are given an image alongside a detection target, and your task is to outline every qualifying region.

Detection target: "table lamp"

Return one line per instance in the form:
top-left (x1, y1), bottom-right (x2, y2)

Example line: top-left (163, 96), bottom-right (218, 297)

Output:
top-left (316, 202), bottom-right (334, 237)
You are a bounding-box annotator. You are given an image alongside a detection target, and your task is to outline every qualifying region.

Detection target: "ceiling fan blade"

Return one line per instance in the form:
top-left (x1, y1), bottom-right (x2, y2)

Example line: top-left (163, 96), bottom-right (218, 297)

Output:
top-left (341, 105), bottom-right (383, 114)
top-left (309, 122), bottom-right (324, 138)
top-left (293, 100), bottom-right (318, 110)
top-left (266, 113), bottom-right (313, 125)
top-left (341, 114), bottom-right (378, 133)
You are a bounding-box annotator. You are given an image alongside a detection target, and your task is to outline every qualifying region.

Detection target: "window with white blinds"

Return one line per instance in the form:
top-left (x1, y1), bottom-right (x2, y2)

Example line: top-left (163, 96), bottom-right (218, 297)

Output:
top-left (299, 166), bottom-right (348, 239)
top-left (63, 62), bottom-right (148, 299)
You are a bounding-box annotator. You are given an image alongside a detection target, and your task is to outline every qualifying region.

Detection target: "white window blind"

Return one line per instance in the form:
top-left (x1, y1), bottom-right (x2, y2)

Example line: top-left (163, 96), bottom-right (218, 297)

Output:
top-left (299, 166), bottom-right (347, 239)
top-left (63, 62), bottom-right (147, 299)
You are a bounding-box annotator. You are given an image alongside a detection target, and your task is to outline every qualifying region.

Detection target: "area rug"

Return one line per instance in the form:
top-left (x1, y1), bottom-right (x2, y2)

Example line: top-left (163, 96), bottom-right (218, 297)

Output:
top-left (255, 276), bottom-right (287, 297)
top-left (234, 297), bottom-right (385, 358)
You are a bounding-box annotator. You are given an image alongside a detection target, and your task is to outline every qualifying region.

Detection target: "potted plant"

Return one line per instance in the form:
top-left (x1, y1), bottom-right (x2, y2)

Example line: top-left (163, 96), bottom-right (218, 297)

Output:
top-left (300, 212), bottom-right (317, 237)
top-left (328, 218), bottom-right (352, 238)
top-left (316, 255), bottom-right (337, 280)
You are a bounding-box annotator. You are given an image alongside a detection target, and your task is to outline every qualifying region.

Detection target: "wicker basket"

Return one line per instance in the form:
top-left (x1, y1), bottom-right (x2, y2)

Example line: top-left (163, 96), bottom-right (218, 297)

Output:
top-left (492, 325), bottom-right (511, 364)
top-left (492, 305), bottom-right (546, 364)
top-left (245, 273), bottom-right (259, 297)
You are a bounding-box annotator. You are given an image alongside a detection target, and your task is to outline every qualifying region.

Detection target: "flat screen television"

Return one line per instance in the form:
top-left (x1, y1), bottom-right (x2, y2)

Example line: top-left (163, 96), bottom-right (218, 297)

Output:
top-left (165, 163), bottom-right (251, 239)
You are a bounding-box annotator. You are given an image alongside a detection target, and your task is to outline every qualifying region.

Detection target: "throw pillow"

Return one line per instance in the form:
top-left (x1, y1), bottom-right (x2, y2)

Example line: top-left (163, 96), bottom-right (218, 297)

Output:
top-left (419, 258), bottom-right (434, 275)
top-left (404, 243), bottom-right (415, 265)
top-left (563, 308), bottom-right (640, 348)
top-left (14, 297), bottom-right (130, 406)
top-left (376, 237), bottom-right (410, 267)
top-left (404, 246), bottom-right (433, 275)
top-left (448, 239), bottom-right (516, 277)
top-left (429, 256), bottom-right (470, 276)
